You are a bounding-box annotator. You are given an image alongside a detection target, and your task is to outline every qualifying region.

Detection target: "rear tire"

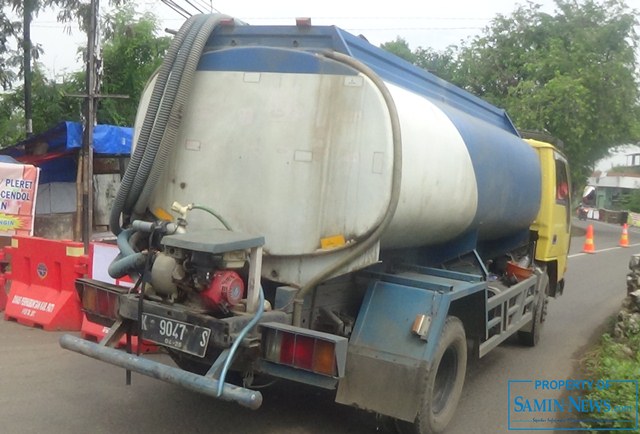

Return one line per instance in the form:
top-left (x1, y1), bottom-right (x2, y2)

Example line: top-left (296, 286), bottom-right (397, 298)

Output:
top-left (167, 349), bottom-right (212, 375)
top-left (397, 316), bottom-right (467, 434)
top-left (518, 289), bottom-right (548, 347)
top-left (517, 306), bottom-right (541, 346)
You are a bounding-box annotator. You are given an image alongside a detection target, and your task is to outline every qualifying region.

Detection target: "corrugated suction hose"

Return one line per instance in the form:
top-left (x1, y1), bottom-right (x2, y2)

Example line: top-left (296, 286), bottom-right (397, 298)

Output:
top-left (110, 14), bottom-right (231, 235)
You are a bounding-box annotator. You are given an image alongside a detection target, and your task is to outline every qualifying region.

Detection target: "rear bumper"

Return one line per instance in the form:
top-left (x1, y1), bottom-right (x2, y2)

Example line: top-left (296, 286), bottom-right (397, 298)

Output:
top-left (59, 334), bottom-right (263, 409)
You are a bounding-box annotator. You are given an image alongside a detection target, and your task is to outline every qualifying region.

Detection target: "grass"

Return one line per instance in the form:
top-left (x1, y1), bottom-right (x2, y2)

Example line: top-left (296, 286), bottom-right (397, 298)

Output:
top-left (580, 319), bottom-right (640, 433)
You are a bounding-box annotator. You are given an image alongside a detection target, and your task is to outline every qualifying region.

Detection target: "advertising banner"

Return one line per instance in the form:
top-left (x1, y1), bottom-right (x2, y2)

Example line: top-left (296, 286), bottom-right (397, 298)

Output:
top-left (0, 162), bottom-right (40, 236)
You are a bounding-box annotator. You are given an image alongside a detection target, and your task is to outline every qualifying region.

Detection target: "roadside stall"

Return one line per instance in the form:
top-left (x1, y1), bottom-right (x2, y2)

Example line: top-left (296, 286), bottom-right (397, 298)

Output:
top-left (0, 121), bottom-right (131, 325)
top-left (0, 121), bottom-right (132, 239)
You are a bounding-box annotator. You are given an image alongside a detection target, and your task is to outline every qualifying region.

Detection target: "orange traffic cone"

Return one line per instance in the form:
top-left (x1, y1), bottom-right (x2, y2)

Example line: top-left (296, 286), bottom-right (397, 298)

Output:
top-left (619, 223), bottom-right (629, 248)
top-left (583, 224), bottom-right (596, 253)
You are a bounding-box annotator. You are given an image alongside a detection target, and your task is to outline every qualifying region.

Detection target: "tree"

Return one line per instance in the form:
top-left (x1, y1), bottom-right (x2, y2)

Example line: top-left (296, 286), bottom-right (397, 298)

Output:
top-left (0, 0), bottom-right (44, 137)
top-left (380, 37), bottom-right (416, 63)
top-left (2, 0), bottom-right (79, 137)
top-left (0, 65), bottom-right (83, 145)
top-left (98, 6), bottom-right (170, 126)
top-left (0, 2), bottom-right (167, 145)
top-left (0, 0), bottom-right (128, 138)
top-left (455, 0), bottom-right (640, 185)
top-left (413, 46), bottom-right (458, 81)
top-left (381, 0), bottom-right (640, 187)
top-left (0, 10), bottom-right (20, 90)
top-left (621, 189), bottom-right (640, 212)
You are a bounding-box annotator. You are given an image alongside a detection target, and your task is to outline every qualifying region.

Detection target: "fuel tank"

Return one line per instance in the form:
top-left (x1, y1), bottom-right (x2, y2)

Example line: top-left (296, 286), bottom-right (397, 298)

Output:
top-left (138, 22), bottom-right (541, 286)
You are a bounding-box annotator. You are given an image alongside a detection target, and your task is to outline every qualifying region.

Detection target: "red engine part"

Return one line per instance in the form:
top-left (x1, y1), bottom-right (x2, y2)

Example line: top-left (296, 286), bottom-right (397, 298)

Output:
top-left (201, 270), bottom-right (245, 310)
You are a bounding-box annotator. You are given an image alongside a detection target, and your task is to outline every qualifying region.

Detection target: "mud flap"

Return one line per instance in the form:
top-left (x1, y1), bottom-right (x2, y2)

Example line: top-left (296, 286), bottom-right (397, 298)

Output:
top-left (335, 279), bottom-right (444, 421)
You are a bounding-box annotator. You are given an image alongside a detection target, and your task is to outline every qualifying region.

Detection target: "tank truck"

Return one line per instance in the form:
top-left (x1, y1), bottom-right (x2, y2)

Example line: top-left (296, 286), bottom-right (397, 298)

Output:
top-left (60, 14), bottom-right (571, 434)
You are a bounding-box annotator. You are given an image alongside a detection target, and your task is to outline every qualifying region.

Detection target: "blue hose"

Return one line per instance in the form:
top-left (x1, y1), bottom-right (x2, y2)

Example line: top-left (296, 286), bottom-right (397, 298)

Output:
top-left (116, 228), bottom-right (137, 257)
top-left (108, 252), bottom-right (147, 280)
top-left (216, 287), bottom-right (265, 397)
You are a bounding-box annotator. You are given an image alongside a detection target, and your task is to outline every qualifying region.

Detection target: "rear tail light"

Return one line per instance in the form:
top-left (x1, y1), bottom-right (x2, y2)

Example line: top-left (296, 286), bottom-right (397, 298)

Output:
top-left (76, 278), bottom-right (126, 326)
top-left (262, 322), bottom-right (347, 377)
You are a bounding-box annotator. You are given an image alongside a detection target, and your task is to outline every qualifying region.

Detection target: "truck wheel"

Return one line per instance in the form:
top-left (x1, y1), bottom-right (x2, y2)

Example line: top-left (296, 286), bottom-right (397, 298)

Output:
top-left (518, 294), bottom-right (547, 347)
top-left (167, 349), bottom-right (212, 375)
top-left (397, 316), bottom-right (467, 434)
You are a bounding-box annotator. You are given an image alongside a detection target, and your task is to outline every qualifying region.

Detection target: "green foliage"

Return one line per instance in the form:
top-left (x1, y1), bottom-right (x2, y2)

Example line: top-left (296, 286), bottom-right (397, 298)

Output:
top-left (413, 46), bottom-right (458, 80)
top-left (621, 189), bottom-right (640, 212)
top-left (0, 1), bottom-right (166, 142)
top-left (98, 6), bottom-right (170, 126)
top-left (0, 0), bottom-right (101, 89)
top-left (458, 0), bottom-right (640, 185)
top-left (0, 10), bottom-right (20, 90)
top-left (379, 37), bottom-right (416, 63)
top-left (16, 0), bottom-right (129, 33)
top-left (0, 65), bottom-right (82, 146)
top-left (581, 332), bottom-right (640, 432)
top-left (380, 0), bottom-right (640, 188)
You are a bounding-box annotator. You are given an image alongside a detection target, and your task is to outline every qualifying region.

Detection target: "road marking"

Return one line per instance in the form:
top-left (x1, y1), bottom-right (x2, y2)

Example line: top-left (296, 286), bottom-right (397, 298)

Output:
top-left (568, 242), bottom-right (640, 258)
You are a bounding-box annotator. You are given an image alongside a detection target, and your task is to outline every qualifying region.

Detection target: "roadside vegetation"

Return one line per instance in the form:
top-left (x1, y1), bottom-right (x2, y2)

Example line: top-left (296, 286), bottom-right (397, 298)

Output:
top-left (0, 1), bottom-right (639, 190)
top-left (579, 286), bottom-right (640, 432)
top-left (0, 3), bottom-right (169, 145)
top-left (380, 0), bottom-right (640, 189)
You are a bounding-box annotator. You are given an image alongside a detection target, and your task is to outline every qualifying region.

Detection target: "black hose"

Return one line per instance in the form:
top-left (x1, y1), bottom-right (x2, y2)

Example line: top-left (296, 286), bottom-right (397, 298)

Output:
top-left (111, 14), bottom-right (231, 234)
top-left (127, 15), bottom-right (209, 215)
top-left (110, 15), bottom-right (201, 235)
top-left (134, 15), bottom-right (231, 216)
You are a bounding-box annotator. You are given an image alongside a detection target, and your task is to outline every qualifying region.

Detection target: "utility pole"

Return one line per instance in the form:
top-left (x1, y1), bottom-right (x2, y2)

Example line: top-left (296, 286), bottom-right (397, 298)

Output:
top-left (77, 0), bottom-right (99, 252)
top-left (71, 0), bottom-right (127, 248)
top-left (23, 0), bottom-right (34, 138)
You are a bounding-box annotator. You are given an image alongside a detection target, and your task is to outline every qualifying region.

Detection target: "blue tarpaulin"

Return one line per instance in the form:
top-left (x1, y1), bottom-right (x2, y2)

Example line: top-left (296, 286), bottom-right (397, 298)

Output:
top-left (2, 121), bottom-right (133, 156)
top-left (0, 121), bottom-right (132, 184)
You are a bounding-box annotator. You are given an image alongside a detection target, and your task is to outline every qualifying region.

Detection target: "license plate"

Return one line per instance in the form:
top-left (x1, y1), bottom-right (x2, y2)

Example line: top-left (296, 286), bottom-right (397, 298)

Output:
top-left (141, 313), bottom-right (211, 357)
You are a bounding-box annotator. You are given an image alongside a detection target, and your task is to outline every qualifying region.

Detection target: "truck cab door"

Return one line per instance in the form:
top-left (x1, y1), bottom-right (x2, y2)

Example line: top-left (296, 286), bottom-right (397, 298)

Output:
top-left (530, 145), bottom-right (571, 297)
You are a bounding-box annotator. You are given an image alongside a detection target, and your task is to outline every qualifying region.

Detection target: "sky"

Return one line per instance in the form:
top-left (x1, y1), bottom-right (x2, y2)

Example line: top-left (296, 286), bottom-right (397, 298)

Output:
top-left (26, 0), bottom-right (640, 79)
top-left (29, 0), bottom-right (562, 79)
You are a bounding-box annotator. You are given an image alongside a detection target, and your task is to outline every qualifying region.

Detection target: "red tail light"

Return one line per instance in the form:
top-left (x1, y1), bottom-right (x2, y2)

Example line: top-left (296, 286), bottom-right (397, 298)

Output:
top-left (280, 333), bottom-right (315, 371)
top-left (76, 278), bottom-right (126, 326)
top-left (262, 322), bottom-right (347, 377)
top-left (81, 285), bottom-right (119, 319)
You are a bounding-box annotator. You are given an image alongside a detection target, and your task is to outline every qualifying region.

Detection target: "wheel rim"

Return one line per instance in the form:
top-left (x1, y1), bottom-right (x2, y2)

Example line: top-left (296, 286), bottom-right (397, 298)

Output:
top-left (432, 346), bottom-right (458, 414)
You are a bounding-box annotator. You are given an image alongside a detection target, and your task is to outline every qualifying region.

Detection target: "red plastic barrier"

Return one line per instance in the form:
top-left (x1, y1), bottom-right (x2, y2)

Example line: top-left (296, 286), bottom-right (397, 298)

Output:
top-left (0, 277), bottom-right (6, 312)
top-left (0, 244), bottom-right (9, 311)
top-left (3, 236), bottom-right (88, 330)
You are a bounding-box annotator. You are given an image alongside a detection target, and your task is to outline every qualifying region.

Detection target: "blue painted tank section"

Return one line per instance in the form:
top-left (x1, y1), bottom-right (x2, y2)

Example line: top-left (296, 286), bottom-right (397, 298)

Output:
top-left (198, 46), bottom-right (358, 76)
top-left (441, 105), bottom-right (541, 239)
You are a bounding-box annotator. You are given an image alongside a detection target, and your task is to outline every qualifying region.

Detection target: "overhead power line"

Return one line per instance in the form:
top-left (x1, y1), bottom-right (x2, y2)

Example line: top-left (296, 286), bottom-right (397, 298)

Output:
top-left (161, 0), bottom-right (191, 18)
top-left (160, 0), bottom-right (220, 17)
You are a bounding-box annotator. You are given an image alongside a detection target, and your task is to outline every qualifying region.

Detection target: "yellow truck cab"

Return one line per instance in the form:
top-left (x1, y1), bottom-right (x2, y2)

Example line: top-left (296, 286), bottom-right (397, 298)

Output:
top-left (526, 138), bottom-right (571, 297)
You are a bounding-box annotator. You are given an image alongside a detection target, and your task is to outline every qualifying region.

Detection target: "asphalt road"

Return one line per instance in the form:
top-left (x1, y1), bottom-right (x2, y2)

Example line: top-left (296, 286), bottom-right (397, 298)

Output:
top-left (0, 218), bottom-right (635, 434)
